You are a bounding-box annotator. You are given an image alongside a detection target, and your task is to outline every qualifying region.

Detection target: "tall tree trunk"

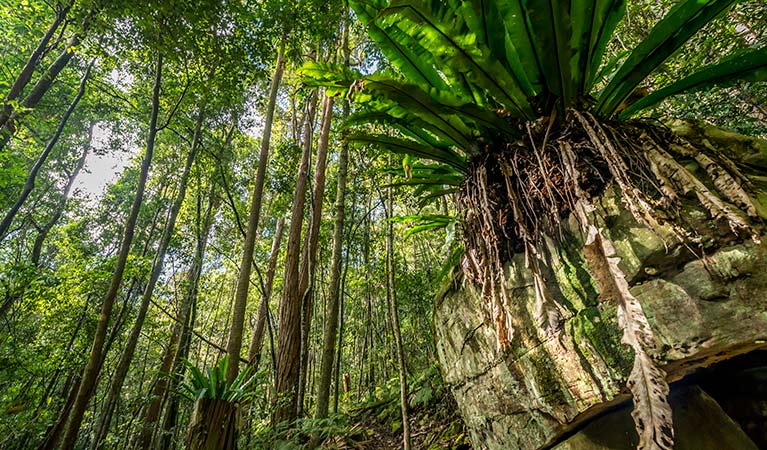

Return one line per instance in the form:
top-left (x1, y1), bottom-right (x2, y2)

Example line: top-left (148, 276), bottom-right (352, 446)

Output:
top-left (138, 182), bottom-right (218, 450)
top-left (0, 3), bottom-right (70, 129)
top-left (90, 106), bottom-right (203, 450)
top-left (247, 217), bottom-right (285, 368)
top-left (358, 201), bottom-right (373, 399)
top-left (135, 336), bottom-right (176, 449)
top-left (385, 177), bottom-right (411, 450)
top-left (225, 38), bottom-right (287, 385)
top-left (333, 246), bottom-right (350, 414)
top-left (31, 121), bottom-right (93, 265)
top-left (157, 184), bottom-right (218, 450)
top-left (58, 52), bottom-right (164, 450)
top-left (0, 62), bottom-right (92, 241)
top-left (274, 91), bottom-right (317, 424)
top-left (297, 94), bottom-right (334, 417)
top-left (0, 15), bottom-right (91, 151)
top-left (314, 17), bottom-right (351, 417)
top-left (315, 102), bottom-right (349, 419)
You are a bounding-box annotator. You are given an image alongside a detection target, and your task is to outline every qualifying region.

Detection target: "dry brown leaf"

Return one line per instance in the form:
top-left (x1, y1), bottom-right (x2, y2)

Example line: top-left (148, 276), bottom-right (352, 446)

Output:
top-left (584, 226), bottom-right (674, 450)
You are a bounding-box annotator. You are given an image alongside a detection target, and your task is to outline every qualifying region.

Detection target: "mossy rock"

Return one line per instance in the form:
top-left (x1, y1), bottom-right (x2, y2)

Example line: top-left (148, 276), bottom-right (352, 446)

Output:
top-left (435, 172), bottom-right (767, 450)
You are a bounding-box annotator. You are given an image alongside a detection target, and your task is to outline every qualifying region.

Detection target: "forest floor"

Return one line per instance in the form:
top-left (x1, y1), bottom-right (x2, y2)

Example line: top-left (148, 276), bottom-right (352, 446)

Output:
top-left (323, 367), bottom-right (472, 450)
top-left (355, 401), bottom-right (471, 450)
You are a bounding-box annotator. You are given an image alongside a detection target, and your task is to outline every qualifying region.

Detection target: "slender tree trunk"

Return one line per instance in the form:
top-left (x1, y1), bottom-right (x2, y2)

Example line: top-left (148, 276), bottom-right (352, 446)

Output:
top-left (315, 102), bottom-right (349, 418)
top-left (139, 185), bottom-right (219, 450)
top-left (0, 62), bottom-right (92, 241)
top-left (297, 94), bottom-right (334, 417)
top-left (31, 121), bottom-right (93, 265)
top-left (333, 248), bottom-right (350, 414)
top-left (0, 18), bottom-right (90, 151)
top-left (0, 3), bottom-right (70, 129)
top-left (136, 335), bottom-right (176, 449)
top-left (274, 91), bottom-right (317, 424)
top-left (58, 53), bottom-right (164, 450)
top-left (247, 217), bottom-right (285, 368)
top-left (225, 38), bottom-right (287, 385)
top-left (385, 177), bottom-right (411, 450)
top-left (89, 105), bottom-right (202, 450)
top-left (358, 203), bottom-right (373, 399)
top-left (314, 15), bottom-right (352, 419)
top-left (158, 186), bottom-right (218, 450)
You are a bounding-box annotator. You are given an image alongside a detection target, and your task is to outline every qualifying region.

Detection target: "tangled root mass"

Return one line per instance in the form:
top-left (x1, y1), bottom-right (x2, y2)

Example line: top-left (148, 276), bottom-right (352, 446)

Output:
top-left (456, 109), bottom-right (761, 449)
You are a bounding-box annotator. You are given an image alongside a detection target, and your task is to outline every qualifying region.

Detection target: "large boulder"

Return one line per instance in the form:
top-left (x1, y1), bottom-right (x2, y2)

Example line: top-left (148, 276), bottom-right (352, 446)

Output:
top-left (435, 182), bottom-right (767, 449)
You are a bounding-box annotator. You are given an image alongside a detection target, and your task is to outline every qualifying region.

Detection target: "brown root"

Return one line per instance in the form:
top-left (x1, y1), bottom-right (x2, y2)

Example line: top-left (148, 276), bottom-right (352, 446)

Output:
top-left (458, 111), bottom-right (761, 351)
top-left (455, 110), bottom-right (762, 450)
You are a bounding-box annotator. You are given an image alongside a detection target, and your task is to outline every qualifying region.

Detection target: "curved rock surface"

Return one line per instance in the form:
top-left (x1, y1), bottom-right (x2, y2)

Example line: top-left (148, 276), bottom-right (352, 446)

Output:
top-left (435, 188), bottom-right (767, 449)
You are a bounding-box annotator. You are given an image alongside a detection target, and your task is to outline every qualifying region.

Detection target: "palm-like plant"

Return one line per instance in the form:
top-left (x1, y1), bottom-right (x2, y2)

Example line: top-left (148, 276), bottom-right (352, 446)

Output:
top-left (182, 357), bottom-right (263, 450)
top-left (305, 1), bottom-right (766, 448)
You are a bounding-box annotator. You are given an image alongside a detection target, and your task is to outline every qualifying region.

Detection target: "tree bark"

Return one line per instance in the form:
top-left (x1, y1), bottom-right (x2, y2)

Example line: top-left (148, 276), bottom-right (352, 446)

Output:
top-left (0, 2), bottom-right (70, 129)
top-left (333, 245), bottom-right (350, 414)
top-left (315, 103), bottom-right (349, 418)
top-left (274, 91), bottom-right (317, 424)
top-left (225, 37), bottom-right (287, 385)
top-left (0, 62), bottom-right (92, 241)
top-left (297, 94), bottom-right (334, 417)
top-left (247, 217), bottom-right (285, 369)
top-left (185, 399), bottom-right (239, 450)
top-left (314, 14), bottom-right (352, 419)
top-left (386, 176), bottom-right (411, 450)
top-left (58, 52), bottom-right (163, 450)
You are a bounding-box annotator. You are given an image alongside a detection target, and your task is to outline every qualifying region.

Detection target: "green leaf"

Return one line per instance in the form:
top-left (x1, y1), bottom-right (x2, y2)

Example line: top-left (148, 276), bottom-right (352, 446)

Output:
top-left (494, 0), bottom-right (545, 94)
top-left (380, 0), bottom-right (535, 118)
top-left (299, 61), bottom-right (359, 96)
top-left (352, 0), bottom-right (448, 90)
top-left (354, 79), bottom-right (473, 148)
top-left (348, 133), bottom-right (467, 172)
top-left (581, 0), bottom-right (626, 91)
top-left (460, 0), bottom-right (537, 96)
top-left (621, 46), bottom-right (767, 117)
top-left (596, 0), bottom-right (738, 117)
top-left (522, 0), bottom-right (574, 105)
top-left (343, 110), bottom-right (462, 149)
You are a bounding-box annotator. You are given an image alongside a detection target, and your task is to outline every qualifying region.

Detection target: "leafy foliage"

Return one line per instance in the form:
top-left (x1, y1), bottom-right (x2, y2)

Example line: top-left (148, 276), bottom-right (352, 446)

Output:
top-left (181, 357), bottom-right (263, 403)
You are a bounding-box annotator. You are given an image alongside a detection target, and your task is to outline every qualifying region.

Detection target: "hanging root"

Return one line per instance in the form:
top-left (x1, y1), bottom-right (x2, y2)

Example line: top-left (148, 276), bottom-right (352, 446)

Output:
top-left (573, 111), bottom-right (660, 230)
top-left (644, 139), bottom-right (759, 242)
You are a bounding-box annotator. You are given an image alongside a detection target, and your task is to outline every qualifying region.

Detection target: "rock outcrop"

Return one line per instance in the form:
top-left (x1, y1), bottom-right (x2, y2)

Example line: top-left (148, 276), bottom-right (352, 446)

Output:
top-left (435, 122), bottom-right (767, 450)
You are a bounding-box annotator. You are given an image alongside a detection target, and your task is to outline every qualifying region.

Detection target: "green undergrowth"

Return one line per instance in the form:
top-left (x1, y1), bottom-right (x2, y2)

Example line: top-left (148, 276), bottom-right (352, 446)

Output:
top-left (249, 366), bottom-right (471, 449)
